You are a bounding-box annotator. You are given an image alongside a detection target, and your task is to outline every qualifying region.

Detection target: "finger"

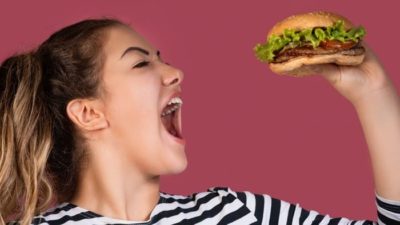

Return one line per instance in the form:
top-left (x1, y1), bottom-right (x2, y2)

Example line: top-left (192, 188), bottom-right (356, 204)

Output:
top-left (291, 63), bottom-right (341, 84)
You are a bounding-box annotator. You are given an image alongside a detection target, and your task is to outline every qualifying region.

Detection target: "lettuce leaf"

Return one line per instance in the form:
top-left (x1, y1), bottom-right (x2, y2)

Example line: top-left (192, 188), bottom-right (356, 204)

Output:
top-left (254, 20), bottom-right (366, 62)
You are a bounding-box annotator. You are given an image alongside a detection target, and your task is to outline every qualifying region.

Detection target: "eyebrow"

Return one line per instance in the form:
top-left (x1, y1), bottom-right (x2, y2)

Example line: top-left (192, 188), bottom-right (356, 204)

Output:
top-left (120, 46), bottom-right (160, 59)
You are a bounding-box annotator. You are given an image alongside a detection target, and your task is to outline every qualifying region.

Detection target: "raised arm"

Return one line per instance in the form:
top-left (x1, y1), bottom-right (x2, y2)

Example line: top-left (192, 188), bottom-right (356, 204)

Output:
top-left (235, 44), bottom-right (400, 225)
top-left (353, 76), bottom-right (400, 200)
top-left (319, 45), bottom-right (400, 201)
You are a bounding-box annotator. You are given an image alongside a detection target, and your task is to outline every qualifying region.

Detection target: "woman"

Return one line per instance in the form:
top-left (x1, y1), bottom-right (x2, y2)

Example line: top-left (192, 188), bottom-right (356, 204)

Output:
top-left (0, 18), bottom-right (399, 225)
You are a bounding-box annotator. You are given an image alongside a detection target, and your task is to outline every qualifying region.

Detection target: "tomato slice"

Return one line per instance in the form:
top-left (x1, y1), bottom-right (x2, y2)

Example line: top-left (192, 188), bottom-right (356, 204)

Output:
top-left (319, 40), bottom-right (357, 50)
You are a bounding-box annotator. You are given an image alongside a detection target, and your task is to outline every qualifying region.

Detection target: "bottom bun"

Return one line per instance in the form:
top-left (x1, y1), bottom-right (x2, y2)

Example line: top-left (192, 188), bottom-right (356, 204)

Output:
top-left (269, 51), bottom-right (365, 77)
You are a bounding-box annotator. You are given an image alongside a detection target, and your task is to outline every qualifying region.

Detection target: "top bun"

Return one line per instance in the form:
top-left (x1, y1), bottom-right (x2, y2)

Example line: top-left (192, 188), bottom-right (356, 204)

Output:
top-left (268, 11), bottom-right (354, 37)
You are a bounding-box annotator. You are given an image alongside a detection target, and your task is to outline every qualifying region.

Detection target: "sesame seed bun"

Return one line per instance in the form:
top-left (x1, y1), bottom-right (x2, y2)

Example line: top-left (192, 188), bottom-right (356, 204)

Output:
top-left (268, 11), bottom-right (354, 37)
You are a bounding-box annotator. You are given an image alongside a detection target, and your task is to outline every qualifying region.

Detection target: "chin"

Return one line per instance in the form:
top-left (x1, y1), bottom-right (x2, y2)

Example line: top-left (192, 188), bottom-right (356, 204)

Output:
top-left (166, 156), bottom-right (188, 175)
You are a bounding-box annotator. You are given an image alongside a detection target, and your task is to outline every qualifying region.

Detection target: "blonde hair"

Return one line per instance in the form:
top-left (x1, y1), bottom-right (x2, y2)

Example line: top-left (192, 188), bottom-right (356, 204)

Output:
top-left (0, 18), bottom-right (125, 225)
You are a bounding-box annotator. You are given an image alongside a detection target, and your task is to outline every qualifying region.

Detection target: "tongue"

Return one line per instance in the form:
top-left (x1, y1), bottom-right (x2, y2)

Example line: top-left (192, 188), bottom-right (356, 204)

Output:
top-left (161, 112), bottom-right (179, 137)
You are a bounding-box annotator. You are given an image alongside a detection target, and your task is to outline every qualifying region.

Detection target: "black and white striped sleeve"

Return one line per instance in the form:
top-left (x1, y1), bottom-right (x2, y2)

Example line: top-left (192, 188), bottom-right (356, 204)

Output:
top-left (235, 190), bottom-right (400, 225)
top-left (376, 193), bottom-right (400, 225)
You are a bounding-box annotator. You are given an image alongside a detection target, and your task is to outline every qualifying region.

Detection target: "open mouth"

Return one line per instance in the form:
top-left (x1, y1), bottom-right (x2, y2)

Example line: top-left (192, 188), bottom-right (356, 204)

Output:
top-left (161, 103), bottom-right (182, 139)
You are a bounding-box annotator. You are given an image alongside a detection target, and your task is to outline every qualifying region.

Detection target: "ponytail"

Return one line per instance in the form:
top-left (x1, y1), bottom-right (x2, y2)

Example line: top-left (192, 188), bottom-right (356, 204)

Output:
top-left (0, 53), bottom-right (53, 225)
top-left (1, 18), bottom-right (127, 225)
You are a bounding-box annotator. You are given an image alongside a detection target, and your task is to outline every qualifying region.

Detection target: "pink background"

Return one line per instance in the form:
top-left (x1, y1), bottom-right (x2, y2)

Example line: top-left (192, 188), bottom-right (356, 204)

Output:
top-left (1, 0), bottom-right (399, 221)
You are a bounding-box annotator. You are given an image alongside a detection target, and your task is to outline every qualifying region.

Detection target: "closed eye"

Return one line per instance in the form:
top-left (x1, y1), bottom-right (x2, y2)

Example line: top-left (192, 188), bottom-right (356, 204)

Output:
top-left (133, 61), bottom-right (150, 68)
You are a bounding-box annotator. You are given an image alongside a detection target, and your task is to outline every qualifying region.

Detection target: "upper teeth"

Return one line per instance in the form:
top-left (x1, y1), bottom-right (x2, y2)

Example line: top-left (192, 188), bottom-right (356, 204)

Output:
top-left (167, 97), bottom-right (183, 105)
top-left (161, 97), bottom-right (183, 117)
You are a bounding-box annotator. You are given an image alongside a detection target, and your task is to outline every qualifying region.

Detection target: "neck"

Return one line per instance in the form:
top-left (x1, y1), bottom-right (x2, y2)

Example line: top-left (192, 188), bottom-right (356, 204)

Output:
top-left (70, 145), bottom-right (161, 222)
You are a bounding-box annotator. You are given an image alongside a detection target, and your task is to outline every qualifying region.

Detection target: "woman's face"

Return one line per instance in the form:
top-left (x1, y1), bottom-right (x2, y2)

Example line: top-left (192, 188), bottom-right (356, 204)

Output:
top-left (99, 25), bottom-right (186, 176)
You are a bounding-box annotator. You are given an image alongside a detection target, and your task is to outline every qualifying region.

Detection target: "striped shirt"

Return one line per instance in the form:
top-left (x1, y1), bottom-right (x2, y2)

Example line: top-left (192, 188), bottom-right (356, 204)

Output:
top-left (7, 186), bottom-right (400, 225)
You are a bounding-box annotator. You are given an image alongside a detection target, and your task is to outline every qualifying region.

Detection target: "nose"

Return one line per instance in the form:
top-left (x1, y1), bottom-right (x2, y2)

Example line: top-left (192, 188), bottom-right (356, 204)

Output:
top-left (162, 64), bottom-right (184, 86)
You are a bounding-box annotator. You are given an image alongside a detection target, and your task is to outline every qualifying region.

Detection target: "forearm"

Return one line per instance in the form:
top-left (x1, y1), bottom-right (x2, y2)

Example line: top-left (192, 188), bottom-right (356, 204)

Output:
top-left (353, 82), bottom-right (400, 201)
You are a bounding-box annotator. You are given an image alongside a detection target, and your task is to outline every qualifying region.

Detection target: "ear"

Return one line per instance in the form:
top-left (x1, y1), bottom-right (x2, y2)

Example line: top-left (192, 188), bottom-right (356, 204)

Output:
top-left (66, 99), bottom-right (109, 132)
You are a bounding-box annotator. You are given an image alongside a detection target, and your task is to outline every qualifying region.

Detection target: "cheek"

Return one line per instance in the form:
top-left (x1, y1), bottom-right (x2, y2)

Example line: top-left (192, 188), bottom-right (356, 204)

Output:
top-left (105, 78), bottom-right (161, 146)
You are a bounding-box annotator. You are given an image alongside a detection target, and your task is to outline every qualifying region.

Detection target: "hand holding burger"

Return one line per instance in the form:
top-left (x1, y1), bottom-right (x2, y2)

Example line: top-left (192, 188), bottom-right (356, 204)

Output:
top-left (254, 11), bottom-right (395, 108)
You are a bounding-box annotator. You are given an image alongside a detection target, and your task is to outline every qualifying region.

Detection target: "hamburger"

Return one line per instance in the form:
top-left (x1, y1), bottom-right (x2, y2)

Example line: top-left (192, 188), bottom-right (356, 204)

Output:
top-left (254, 11), bottom-right (366, 76)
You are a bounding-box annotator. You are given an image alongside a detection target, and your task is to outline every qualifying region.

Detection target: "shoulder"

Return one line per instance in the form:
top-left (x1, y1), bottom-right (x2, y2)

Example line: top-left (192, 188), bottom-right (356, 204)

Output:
top-left (7, 202), bottom-right (91, 225)
top-left (160, 186), bottom-right (272, 207)
top-left (154, 186), bottom-right (260, 224)
top-left (159, 186), bottom-right (242, 203)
